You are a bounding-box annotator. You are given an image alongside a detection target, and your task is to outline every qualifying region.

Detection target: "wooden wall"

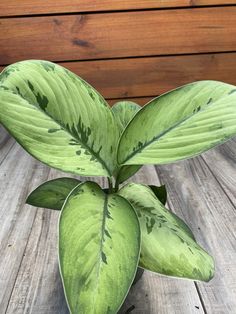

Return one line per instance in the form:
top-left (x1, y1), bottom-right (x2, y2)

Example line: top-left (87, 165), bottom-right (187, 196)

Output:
top-left (0, 1), bottom-right (236, 105)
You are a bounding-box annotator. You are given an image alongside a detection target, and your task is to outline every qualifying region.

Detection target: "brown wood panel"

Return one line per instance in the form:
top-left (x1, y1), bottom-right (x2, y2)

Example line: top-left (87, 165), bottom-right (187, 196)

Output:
top-left (61, 52), bottom-right (236, 98)
top-left (1, 52), bottom-right (236, 100)
top-left (1, 0), bottom-right (236, 17)
top-left (1, 7), bottom-right (236, 65)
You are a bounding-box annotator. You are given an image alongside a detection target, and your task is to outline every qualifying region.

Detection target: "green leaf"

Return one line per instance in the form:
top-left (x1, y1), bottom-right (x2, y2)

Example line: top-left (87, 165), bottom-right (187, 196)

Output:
top-left (59, 181), bottom-right (140, 314)
top-left (149, 184), bottom-right (167, 205)
top-left (26, 177), bottom-right (80, 210)
top-left (0, 60), bottom-right (119, 177)
top-left (112, 101), bottom-right (141, 130)
top-left (115, 164), bottom-right (142, 185)
top-left (118, 183), bottom-right (214, 282)
top-left (118, 81), bottom-right (236, 166)
top-left (112, 101), bottom-right (142, 183)
top-left (150, 183), bottom-right (194, 239)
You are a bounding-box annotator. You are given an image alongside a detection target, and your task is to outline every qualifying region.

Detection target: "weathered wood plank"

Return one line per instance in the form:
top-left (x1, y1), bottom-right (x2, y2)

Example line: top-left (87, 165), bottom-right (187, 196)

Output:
top-left (0, 143), bottom-right (50, 313)
top-left (200, 138), bottom-right (236, 206)
top-left (0, 125), bottom-right (15, 164)
top-left (108, 97), bottom-right (152, 106)
top-left (1, 7), bottom-right (236, 64)
top-left (155, 142), bottom-right (236, 313)
top-left (5, 163), bottom-right (205, 313)
top-left (1, 0), bottom-right (236, 17)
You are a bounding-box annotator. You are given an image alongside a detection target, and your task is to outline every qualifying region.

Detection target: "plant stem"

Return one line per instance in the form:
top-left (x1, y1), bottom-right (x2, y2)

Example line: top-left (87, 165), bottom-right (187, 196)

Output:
top-left (108, 178), bottom-right (113, 193)
top-left (114, 180), bottom-right (119, 193)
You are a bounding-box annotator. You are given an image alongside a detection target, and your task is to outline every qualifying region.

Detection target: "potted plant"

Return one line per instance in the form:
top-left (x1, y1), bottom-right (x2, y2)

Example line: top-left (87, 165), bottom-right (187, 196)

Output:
top-left (0, 60), bottom-right (236, 314)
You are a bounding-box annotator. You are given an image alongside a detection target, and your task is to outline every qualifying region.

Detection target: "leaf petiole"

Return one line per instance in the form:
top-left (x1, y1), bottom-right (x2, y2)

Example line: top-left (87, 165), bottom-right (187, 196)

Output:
top-left (108, 177), bottom-right (113, 193)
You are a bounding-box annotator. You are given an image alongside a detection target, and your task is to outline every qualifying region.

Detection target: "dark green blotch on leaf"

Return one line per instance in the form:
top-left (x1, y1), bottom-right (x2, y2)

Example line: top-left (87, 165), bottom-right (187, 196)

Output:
top-left (27, 81), bottom-right (49, 110)
top-left (104, 229), bottom-right (111, 239)
top-left (40, 61), bottom-right (55, 72)
top-left (36, 94), bottom-right (49, 110)
top-left (228, 89), bottom-right (236, 95)
top-left (146, 217), bottom-right (155, 234)
top-left (102, 252), bottom-right (108, 264)
top-left (207, 98), bottom-right (213, 104)
top-left (48, 128), bottom-right (61, 133)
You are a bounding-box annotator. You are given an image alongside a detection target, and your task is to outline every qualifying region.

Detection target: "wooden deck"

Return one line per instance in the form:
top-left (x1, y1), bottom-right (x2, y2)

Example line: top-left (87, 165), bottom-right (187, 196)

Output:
top-left (0, 125), bottom-right (235, 314)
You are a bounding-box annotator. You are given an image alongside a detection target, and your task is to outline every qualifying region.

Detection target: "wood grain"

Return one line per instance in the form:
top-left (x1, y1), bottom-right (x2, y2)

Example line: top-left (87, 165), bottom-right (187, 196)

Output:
top-left (201, 138), bottom-right (236, 206)
top-left (1, 133), bottom-right (235, 313)
top-left (156, 143), bottom-right (236, 313)
top-left (61, 52), bottom-right (236, 99)
top-left (0, 143), bottom-right (50, 313)
top-left (1, 7), bottom-right (236, 64)
top-left (1, 0), bottom-right (236, 17)
top-left (4, 162), bottom-right (205, 313)
top-left (0, 125), bottom-right (15, 165)
top-left (2, 52), bottom-right (236, 100)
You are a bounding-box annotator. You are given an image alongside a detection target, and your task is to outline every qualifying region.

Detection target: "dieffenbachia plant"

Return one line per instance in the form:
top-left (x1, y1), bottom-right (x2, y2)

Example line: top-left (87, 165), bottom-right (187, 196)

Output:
top-left (1, 60), bottom-right (236, 314)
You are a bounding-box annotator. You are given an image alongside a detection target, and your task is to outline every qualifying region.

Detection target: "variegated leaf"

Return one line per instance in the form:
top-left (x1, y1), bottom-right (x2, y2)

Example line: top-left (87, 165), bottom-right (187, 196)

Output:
top-left (112, 101), bottom-right (141, 130)
top-left (0, 60), bottom-right (119, 177)
top-left (147, 185), bottom-right (193, 237)
top-left (26, 177), bottom-right (80, 210)
top-left (118, 183), bottom-right (214, 281)
top-left (59, 181), bottom-right (140, 314)
top-left (112, 101), bottom-right (142, 183)
top-left (118, 81), bottom-right (236, 166)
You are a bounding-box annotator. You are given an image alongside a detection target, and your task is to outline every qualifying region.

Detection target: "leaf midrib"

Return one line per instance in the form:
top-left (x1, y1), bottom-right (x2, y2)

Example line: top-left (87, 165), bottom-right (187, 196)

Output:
top-left (92, 193), bottom-right (109, 309)
top-left (120, 94), bottom-right (230, 164)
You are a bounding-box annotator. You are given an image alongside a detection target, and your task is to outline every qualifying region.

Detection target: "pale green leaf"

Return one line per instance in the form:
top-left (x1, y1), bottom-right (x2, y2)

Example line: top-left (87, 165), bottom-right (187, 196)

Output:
top-left (0, 60), bottom-right (119, 177)
top-left (59, 181), bottom-right (140, 314)
top-left (118, 183), bottom-right (214, 281)
top-left (112, 101), bottom-right (141, 130)
top-left (118, 81), bottom-right (236, 166)
top-left (112, 101), bottom-right (142, 183)
top-left (26, 177), bottom-right (80, 210)
top-left (115, 164), bottom-right (142, 185)
top-left (147, 185), bottom-right (193, 236)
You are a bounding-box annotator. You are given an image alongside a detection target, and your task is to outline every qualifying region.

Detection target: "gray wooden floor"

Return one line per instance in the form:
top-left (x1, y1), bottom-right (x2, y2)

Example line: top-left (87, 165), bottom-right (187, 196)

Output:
top-left (0, 125), bottom-right (236, 314)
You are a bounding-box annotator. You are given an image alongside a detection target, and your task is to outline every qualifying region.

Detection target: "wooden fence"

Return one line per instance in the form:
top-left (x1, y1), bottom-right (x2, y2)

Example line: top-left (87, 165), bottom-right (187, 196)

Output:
top-left (0, 1), bottom-right (236, 105)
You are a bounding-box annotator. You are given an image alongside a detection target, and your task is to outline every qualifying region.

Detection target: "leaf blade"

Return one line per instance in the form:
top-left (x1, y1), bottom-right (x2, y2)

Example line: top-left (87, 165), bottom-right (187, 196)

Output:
top-left (118, 81), bottom-right (236, 165)
top-left (112, 101), bottom-right (142, 183)
top-left (0, 60), bottom-right (119, 177)
top-left (26, 177), bottom-right (81, 210)
top-left (118, 183), bottom-right (214, 281)
top-left (59, 181), bottom-right (140, 313)
top-left (112, 101), bottom-right (141, 130)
